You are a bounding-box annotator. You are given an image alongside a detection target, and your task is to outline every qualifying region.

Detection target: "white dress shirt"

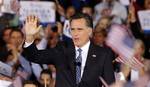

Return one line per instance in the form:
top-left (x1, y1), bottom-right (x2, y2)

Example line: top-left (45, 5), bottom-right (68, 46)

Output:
top-left (75, 41), bottom-right (90, 78)
top-left (24, 37), bottom-right (47, 49)
top-left (24, 41), bottom-right (33, 48)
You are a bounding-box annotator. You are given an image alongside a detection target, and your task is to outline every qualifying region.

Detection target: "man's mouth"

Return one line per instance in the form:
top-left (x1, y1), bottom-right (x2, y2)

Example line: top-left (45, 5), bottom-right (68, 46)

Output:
top-left (74, 38), bottom-right (79, 41)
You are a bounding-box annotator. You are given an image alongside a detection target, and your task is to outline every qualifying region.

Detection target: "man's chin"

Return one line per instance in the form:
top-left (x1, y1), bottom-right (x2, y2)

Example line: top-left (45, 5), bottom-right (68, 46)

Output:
top-left (74, 43), bottom-right (80, 47)
top-left (41, 84), bottom-right (49, 87)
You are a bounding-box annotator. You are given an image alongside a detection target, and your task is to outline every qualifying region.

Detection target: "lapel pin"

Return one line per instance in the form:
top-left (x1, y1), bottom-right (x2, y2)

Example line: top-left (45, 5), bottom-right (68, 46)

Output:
top-left (92, 54), bottom-right (96, 58)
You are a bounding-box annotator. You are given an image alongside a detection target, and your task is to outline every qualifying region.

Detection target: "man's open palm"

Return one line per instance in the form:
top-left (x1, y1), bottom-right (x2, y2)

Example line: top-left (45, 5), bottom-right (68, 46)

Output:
top-left (25, 16), bottom-right (41, 36)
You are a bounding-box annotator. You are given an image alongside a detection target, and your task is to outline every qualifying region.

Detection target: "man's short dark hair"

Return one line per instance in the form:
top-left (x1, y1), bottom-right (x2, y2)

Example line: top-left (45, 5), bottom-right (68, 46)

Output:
top-left (9, 28), bottom-right (24, 38)
top-left (2, 26), bottom-right (13, 36)
top-left (70, 12), bottom-right (93, 28)
top-left (40, 69), bottom-right (52, 78)
top-left (23, 80), bottom-right (38, 87)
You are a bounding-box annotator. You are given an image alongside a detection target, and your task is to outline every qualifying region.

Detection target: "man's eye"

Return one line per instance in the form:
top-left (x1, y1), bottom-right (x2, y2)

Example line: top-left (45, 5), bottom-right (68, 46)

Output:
top-left (70, 28), bottom-right (74, 31)
top-left (78, 28), bottom-right (83, 30)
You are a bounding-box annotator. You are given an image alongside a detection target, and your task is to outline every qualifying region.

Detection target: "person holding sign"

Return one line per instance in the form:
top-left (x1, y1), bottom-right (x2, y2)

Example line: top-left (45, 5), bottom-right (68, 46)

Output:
top-left (128, 0), bottom-right (150, 59)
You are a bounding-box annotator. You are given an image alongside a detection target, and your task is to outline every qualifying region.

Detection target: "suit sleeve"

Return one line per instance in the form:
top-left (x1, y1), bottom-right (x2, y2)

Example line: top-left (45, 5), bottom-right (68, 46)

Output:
top-left (22, 43), bottom-right (62, 64)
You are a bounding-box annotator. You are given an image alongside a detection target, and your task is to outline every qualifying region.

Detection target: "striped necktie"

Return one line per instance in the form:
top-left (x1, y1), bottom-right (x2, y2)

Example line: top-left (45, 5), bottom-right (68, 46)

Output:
top-left (76, 48), bottom-right (82, 84)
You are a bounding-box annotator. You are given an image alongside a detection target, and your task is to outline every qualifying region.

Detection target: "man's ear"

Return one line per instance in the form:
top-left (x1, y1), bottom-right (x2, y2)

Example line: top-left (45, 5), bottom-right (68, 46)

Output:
top-left (88, 28), bottom-right (93, 37)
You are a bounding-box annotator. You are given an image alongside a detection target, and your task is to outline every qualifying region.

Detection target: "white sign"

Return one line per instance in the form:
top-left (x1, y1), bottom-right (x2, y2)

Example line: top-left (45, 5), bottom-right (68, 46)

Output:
top-left (19, 1), bottom-right (56, 23)
top-left (0, 80), bottom-right (12, 87)
top-left (119, 0), bottom-right (130, 6)
top-left (0, 0), bottom-right (14, 13)
top-left (0, 61), bottom-right (12, 77)
top-left (138, 10), bottom-right (150, 31)
top-left (63, 20), bottom-right (72, 38)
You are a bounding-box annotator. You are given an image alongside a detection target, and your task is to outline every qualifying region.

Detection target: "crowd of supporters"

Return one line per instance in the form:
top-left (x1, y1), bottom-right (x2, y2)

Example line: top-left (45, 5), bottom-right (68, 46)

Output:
top-left (0, 0), bottom-right (150, 87)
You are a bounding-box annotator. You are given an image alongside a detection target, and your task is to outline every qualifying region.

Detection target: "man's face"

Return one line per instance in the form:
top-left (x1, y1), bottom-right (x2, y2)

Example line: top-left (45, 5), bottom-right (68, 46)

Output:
top-left (93, 33), bottom-right (105, 45)
top-left (9, 31), bottom-right (23, 47)
top-left (66, 7), bottom-right (75, 18)
top-left (40, 73), bottom-right (51, 86)
top-left (145, 0), bottom-right (150, 9)
top-left (97, 18), bottom-right (109, 29)
top-left (48, 32), bottom-right (59, 48)
top-left (70, 18), bottom-right (92, 47)
top-left (3, 29), bottom-right (12, 44)
top-left (82, 7), bottom-right (93, 17)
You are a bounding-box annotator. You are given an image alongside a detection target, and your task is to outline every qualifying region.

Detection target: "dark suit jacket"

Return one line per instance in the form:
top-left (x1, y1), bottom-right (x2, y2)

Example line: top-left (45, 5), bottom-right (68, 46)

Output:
top-left (23, 41), bottom-right (115, 87)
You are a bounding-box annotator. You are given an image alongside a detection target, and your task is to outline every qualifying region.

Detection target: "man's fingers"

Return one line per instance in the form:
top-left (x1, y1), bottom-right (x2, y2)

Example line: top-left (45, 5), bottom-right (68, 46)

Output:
top-left (31, 15), bottom-right (35, 22)
top-left (25, 15), bottom-right (38, 23)
top-left (26, 16), bottom-right (30, 24)
top-left (37, 25), bottom-right (42, 31)
top-left (24, 15), bottom-right (41, 36)
top-left (34, 16), bottom-right (38, 24)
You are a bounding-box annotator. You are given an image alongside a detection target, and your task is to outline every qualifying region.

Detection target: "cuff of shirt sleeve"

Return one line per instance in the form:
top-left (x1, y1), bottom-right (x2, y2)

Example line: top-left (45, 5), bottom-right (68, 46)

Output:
top-left (24, 41), bottom-right (34, 48)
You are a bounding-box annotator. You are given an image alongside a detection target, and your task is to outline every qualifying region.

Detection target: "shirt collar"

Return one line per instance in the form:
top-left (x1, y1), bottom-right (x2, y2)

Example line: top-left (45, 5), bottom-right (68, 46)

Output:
top-left (75, 41), bottom-right (90, 52)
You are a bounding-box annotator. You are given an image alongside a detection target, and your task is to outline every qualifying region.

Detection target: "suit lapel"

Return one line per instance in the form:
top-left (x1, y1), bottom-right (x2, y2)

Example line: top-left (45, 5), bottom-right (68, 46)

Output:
top-left (81, 43), bottom-right (97, 81)
top-left (67, 42), bottom-right (98, 85)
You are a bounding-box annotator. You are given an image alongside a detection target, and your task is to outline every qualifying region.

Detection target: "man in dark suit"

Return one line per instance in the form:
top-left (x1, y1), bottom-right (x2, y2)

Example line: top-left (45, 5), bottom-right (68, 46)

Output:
top-left (23, 13), bottom-right (115, 87)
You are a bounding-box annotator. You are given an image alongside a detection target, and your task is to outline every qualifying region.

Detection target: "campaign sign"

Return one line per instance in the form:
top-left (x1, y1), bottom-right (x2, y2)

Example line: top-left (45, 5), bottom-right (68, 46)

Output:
top-left (19, 1), bottom-right (56, 24)
top-left (138, 10), bottom-right (150, 34)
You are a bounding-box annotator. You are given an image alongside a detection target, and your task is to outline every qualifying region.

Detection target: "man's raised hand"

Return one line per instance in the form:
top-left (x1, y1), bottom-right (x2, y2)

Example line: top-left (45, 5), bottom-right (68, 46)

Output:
top-left (25, 15), bottom-right (41, 36)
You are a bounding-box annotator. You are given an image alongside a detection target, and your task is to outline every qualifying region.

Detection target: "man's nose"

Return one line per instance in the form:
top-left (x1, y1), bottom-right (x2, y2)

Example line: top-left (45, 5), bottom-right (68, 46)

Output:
top-left (72, 30), bottom-right (78, 36)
